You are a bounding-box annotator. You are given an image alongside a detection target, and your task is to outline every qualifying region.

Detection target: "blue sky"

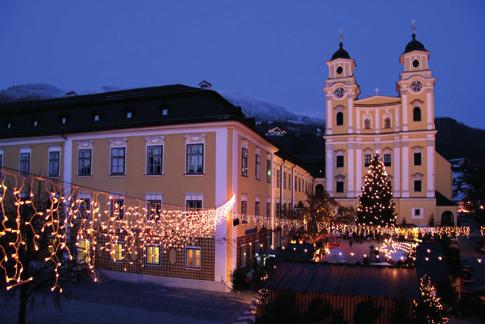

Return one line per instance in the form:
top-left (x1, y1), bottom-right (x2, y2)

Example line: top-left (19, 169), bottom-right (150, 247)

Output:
top-left (1, 0), bottom-right (484, 128)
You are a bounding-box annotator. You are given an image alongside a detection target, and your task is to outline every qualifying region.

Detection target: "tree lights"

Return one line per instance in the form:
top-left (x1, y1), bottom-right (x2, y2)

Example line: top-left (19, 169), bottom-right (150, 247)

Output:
top-left (413, 275), bottom-right (448, 323)
top-left (356, 153), bottom-right (396, 226)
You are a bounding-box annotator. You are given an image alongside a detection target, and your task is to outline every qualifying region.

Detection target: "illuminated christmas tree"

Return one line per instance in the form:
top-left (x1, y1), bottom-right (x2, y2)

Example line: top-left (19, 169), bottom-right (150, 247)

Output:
top-left (413, 275), bottom-right (448, 323)
top-left (356, 153), bottom-right (396, 226)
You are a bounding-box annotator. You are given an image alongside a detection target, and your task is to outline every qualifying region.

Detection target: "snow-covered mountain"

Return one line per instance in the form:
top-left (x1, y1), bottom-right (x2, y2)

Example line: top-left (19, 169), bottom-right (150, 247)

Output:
top-left (220, 91), bottom-right (323, 125)
top-left (0, 84), bottom-right (323, 125)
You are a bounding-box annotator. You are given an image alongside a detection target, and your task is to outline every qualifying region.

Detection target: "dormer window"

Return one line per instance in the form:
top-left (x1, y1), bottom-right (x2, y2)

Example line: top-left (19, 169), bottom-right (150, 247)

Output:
top-left (7, 123), bottom-right (12, 129)
top-left (33, 120), bottom-right (38, 127)
top-left (5, 120), bottom-right (13, 129)
top-left (94, 114), bottom-right (100, 122)
top-left (59, 115), bottom-right (68, 125)
top-left (162, 109), bottom-right (168, 117)
top-left (126, 111), bottom-right (133, 119)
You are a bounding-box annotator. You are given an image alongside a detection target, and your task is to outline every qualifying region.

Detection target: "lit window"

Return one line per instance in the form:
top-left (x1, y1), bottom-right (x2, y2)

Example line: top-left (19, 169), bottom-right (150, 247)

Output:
top-left (113, 242), bottom-right (124, 261)
top-left (94, 114), bottom-right (100, 122)
top-left (186, 144), bottom-right (204, 174)
top-left (126, 111), bottom-right (133, 119)
top-left (33, 120), bottom-right (38, 127)
top-left (146, 245), bottom-right (160, 265)
top-left (162, 109), bottom-right (168, 116)
top-left (146, 145), bottom-right (163, 175)
top-left (186, 246), bottom-right (201, 269)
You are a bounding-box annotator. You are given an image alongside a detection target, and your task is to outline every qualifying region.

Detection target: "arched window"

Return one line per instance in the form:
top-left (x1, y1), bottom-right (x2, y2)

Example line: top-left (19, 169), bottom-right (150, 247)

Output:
top-left (336, 112), bottom-right (344, 126)
top-left (413, 107), bottom-right (421, 121)
top-left (364, 117), bottom-right (371, 129)
top-left (384, 116), bottom-right (391, 129)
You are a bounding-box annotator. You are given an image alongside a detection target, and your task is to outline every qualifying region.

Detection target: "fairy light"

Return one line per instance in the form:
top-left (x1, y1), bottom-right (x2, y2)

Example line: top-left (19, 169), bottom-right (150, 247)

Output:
top-left (0, 169), bottom-right (235, 292)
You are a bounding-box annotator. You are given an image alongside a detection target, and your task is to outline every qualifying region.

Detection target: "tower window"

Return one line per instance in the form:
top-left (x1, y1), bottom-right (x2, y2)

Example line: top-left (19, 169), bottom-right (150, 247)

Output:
top-left (336, 66), bottom-right (343, 75)
top-left (336, 181), bottom-right (344, 193)
top-left (413, 107), bottom-right (421, 121)
top-left (414, 152), bottom-right (422, 166)
top-left (336, 112), bottom-right (344, 126)
top-left (336, 155), bottom-right (344, 168)
top-left (414, 180), bottom-right (422, 192)
top-left (413, 60), bottom-right (420, 68)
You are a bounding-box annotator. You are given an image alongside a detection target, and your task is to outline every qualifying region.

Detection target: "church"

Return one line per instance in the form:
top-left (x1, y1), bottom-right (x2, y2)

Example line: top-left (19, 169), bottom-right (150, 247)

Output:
top-left (323, 30), bottom-right (457, 226)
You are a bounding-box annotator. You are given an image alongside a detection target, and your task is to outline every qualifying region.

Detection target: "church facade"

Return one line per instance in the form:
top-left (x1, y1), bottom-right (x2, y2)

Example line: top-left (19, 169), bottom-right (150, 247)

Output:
top-left (323, 32), bottom-right (457, 225)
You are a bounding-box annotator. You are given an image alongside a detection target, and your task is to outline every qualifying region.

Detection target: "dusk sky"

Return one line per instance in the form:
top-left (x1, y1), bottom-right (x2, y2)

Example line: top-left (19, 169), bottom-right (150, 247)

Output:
top-left (1, 0), bottom-right (484, 128)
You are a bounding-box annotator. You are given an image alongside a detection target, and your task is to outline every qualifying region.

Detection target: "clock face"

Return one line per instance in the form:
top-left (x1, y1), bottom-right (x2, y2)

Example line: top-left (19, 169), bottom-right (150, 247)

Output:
top-left (334, 87), bottom-right (345, 99)
top-left (410, 80), bottom-right (423, 93)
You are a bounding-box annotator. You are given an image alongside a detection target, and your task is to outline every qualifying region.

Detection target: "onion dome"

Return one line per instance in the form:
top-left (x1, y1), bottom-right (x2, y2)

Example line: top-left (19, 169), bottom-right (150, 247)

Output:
top-left (404, 33), bottom-right (427, 53)
top-left (331, 42), bottom-right (351, 60)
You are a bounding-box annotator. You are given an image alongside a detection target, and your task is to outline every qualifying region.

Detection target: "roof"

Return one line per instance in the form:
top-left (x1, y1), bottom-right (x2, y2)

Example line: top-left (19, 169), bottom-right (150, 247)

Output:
top-left (436, 191), bottom-right (457, 207)
top-left (0, 83), bottom-right (314, 175)
top-left (330, 42), bottom-right (351, 60)
top-left (404, 33), bottom-right (427, 54)
top-left (265, 262), bottom-right (418, 298)
top-left (355, 95), bottom-right (401, 107)
top-left (0, 84), bottom-right (247, 138)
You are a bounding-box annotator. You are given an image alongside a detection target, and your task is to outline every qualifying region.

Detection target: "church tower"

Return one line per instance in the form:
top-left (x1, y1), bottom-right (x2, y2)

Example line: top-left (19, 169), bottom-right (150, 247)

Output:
top-left (323, 35), bottom-right (360, 196)
top-left (322, 25), bottom-right (456, 225)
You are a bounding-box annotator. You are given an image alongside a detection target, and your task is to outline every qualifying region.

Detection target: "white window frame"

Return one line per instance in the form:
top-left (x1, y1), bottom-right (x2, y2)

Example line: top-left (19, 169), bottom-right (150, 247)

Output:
top-left (145, 136), bottom-right (165, 176)
top-left (411, 208), bottom-right (424, 219)
top-left (184, 134), bottom-right (205, 176)
top-left (77, 142), bottom-right (93, 177)
top-left (146, 193), bottom-right (163, 220)
top-left (19, 148), bottom-right (31, 175)
top-left (48, 146), bottom-right (61, 178)
top-left (185, 193), bottom-right (203, 209)
top-left (109, 139), bottom-right (127, 177)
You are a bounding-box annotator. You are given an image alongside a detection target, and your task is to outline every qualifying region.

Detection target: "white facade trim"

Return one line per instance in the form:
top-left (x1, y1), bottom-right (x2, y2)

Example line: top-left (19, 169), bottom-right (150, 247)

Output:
top-left (402, 144), bottom-right (409, 197)
top-left (214, 128), bottom-right (228, 287)
top-left (427, 144), bottom-right (435, 197)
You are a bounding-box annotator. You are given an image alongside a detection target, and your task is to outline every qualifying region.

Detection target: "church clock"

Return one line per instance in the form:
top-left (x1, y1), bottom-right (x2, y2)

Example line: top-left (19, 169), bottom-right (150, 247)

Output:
top-left (334, 87), bottom-right (345, 99)
top-left (410, 80), bottom-right (423, 93)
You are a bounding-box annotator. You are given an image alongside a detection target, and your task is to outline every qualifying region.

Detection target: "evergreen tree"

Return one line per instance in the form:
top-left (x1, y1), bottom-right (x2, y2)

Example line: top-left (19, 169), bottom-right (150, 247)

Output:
top-left (413, 275), bottom-right (448, 324)
top-left (356, 153), bottom-right (396, 226)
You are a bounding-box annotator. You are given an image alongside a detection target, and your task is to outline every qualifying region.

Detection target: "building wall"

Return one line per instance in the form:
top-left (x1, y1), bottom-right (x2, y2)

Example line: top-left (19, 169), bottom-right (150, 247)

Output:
top-left (435, 152), bottom-right (452, 199)
top-left (0, 121), bottom-right (314, 289)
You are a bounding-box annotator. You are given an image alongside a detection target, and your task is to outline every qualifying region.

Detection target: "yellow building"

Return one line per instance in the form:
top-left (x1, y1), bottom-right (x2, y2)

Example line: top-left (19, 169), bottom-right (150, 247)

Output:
top-left (323, 32), bottom-right (456, 225)
top-left (0, 85), bottom-right (313, 291)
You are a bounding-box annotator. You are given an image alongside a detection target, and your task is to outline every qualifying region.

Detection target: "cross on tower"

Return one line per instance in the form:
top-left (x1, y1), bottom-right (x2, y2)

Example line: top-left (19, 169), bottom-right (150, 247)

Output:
top-left (339, 29), bottom-right (343, 43)
top-left (374, 88), bottom-right (380, 96)
top-left (411, 19), bottom-right (416, 34)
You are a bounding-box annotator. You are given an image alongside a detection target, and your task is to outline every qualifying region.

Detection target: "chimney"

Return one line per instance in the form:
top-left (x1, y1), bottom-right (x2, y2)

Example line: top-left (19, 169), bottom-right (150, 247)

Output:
top-left (198, 80), bottom-right (212, 90)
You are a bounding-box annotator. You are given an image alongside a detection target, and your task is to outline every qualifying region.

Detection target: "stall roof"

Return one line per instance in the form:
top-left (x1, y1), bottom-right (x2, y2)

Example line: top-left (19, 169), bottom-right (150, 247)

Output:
top-left (265, 262), bottom-right (418, 298)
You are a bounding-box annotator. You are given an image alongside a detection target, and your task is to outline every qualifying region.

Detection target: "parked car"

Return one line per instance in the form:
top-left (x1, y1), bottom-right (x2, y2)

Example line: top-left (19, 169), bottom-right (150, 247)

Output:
top-left (461, 265), bottom-right (474, 285)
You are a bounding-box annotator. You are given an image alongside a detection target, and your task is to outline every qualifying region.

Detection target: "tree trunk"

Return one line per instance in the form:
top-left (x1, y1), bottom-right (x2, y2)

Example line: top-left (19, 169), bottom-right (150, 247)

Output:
top-left (17, 285), bottom-right (28, 324)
